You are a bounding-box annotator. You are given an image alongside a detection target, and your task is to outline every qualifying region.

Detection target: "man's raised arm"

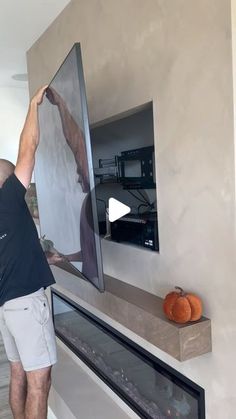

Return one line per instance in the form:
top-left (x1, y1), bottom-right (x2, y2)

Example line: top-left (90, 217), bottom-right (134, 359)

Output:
top-left (14, 86), bottom-right (48, 189)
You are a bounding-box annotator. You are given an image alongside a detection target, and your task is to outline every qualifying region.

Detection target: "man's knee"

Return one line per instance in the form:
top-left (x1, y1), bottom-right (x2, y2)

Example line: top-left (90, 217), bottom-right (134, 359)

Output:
top-left (27, 366), bottom-right (52, 395)
top-left (10, 361), bottom-right (26, 383)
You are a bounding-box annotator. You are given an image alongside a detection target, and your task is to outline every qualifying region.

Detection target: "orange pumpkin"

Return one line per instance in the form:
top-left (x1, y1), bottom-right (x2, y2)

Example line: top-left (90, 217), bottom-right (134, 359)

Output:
top-left (163, 286), bottom-right (202, 324)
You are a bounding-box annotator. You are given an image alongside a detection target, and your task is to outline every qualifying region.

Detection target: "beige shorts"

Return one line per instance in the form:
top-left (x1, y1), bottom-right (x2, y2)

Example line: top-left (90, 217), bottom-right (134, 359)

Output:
top-left (0, 288), bottom-right (57, 371)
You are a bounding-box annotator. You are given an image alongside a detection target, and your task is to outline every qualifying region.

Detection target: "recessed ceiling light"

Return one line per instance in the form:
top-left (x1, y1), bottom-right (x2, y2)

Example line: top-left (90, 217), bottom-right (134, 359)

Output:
top-left (12, 73), bottom-right (28, 82)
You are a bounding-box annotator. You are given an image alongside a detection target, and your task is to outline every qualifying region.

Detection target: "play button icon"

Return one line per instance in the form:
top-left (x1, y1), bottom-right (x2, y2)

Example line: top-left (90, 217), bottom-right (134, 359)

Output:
top-left (108, 198), bottom-right (131, 222)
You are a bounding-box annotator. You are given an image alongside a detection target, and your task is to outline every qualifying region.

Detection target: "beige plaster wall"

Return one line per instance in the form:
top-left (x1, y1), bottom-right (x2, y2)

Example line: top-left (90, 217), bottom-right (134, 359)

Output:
top-left (27, 1), bottom-right (236, 417)
top-left (231, 0), bottom-right (236, 209)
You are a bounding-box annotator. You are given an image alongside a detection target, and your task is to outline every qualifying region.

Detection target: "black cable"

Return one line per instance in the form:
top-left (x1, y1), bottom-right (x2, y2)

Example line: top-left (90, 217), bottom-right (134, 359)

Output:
top-left (138, 200), bottom-right (156, 214)
top-left (127, 190), bottom-right (146, 204)
top-left (137, 189), bottom-right (150, 205)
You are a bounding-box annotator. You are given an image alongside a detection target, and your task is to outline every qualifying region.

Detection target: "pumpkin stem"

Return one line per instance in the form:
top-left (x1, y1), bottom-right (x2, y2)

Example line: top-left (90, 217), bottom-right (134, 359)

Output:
top-left (175, 286), bottom-right (185, 296)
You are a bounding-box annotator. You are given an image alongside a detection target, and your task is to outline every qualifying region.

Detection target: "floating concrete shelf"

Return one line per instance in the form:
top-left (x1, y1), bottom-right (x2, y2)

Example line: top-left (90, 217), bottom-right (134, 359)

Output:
top-left (53, 267), bottom-right (212, 362)
top-left (105, 276), bottom-right (212, 362)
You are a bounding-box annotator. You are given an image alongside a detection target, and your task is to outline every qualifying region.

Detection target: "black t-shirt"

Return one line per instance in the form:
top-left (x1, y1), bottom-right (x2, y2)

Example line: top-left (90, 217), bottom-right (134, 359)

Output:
top-left (0, 174), bottom-right (55, 306)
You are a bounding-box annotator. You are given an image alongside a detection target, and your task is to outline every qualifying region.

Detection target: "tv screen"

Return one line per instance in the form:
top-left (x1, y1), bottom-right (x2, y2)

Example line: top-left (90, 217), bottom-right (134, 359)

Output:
top-left (35, 43), bottom-right (104, 292)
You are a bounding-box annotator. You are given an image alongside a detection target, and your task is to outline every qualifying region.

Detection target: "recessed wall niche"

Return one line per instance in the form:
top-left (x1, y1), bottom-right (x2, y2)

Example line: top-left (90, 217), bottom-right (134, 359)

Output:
top-left (90, 102), bottom-right (159, 253)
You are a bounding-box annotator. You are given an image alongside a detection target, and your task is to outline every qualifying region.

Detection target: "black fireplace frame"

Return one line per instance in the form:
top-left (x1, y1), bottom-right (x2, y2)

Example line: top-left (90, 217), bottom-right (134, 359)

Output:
top-left (51, 288), bottom-right (205, 419)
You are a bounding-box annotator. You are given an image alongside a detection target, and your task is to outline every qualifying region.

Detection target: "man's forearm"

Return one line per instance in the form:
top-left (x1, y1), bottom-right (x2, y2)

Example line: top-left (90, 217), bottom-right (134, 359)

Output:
top-left (14, 85), bottom-right (47, 189)
top-left (17, 102), bottom-right (39, 164)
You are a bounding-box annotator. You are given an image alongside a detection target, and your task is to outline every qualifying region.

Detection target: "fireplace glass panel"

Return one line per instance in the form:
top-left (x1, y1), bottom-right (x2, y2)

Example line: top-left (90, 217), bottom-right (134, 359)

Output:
top-left (52, 290), bottom-right (205, 419)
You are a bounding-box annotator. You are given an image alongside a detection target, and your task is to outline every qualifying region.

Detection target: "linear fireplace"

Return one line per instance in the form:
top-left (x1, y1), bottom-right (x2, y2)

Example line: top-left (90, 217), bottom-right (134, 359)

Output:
top-left (51, 289), bottom-right (205, 419)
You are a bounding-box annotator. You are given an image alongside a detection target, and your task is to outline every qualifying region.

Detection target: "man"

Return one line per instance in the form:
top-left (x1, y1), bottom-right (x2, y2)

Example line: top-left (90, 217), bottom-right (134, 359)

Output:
top-left (0, 86), bottom-right (59, 419)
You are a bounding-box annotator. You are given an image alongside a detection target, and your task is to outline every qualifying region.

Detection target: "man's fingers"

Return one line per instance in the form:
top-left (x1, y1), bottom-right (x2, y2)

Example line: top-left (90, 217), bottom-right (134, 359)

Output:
top-left (37, 85), bottom-right (48, 104)
top-left (31, 85), bottom-right (48, 106)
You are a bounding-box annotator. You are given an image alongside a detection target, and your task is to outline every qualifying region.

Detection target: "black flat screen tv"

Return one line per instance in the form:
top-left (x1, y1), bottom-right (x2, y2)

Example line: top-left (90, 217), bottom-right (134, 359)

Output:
top-left (35, 43), bottom-right (104, 292)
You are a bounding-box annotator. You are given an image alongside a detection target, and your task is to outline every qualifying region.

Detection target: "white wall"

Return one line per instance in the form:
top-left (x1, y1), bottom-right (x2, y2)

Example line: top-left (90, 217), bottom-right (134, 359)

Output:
top-left (0, 86), bottom-right (29, 163)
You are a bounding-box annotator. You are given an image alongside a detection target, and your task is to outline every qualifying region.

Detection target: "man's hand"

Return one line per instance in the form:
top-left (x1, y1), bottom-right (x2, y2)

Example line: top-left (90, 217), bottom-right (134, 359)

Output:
top-left (45, 251), bottom-right (67, 266)
top-left (31, 85), bottom-right (48, 106)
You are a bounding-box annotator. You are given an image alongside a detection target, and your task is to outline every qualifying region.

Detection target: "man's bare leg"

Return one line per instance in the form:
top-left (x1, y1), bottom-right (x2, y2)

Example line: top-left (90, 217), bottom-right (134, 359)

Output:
top-left (9, 361), bottom-right (27, 419)
top-left (25, 366), bottom-right (52, 419)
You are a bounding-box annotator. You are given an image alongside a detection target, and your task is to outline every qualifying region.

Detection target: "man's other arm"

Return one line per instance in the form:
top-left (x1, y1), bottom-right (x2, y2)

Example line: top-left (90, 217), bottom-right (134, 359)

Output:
top-left (14, 86), bottom-right (48, 189)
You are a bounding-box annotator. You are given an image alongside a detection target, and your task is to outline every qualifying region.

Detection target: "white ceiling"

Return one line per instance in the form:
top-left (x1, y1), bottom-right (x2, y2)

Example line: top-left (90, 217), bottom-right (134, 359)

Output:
top-left (0, 0), bottom-right (71, 87)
